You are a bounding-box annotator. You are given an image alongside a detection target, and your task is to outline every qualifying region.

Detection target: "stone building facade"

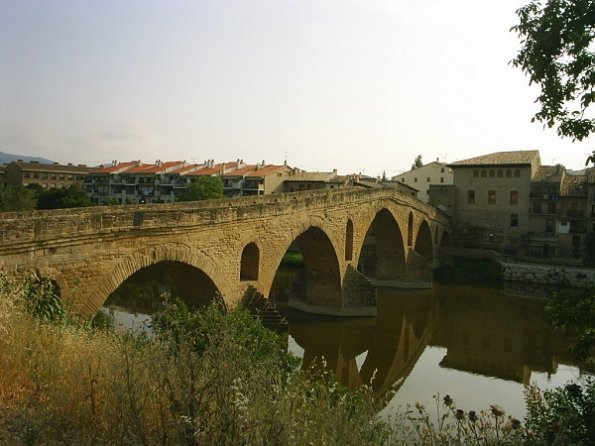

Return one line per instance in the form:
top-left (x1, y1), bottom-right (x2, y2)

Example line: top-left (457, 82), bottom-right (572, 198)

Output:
top-left (4, 160), bottom-right (90, 189)
top-left (392, 160), bottom-right (453, 203)
top-left (437, 150), bottom-right (595, 262)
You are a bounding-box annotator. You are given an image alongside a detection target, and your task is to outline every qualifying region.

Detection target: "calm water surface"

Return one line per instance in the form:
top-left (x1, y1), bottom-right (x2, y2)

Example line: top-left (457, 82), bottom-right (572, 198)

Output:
top-left (102, 278), bottom-right (586, 420)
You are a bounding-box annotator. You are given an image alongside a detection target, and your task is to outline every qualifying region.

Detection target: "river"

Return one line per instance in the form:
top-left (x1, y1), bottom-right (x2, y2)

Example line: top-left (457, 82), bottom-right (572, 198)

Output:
top-left (101, 270), bottom-right (586, 420)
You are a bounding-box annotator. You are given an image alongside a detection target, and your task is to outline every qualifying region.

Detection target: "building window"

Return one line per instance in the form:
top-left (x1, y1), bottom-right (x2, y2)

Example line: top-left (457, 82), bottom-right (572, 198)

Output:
top-left (488, 190), bottom-right (496, 205)
top-left (514, 169), bottom-right (520, 177)
top-left (467, 190), bottom-right (475, 204)
top-left (427, 177), bottom-right (430, 182)
top-left (489, 169), bottom-right (495, 178)
top-left (506, 169), bottom-right (512, 178)
top-left (414, 177), bottom-right (417, 182)
top-left (440, 177), bottom-right (444, 183)
top-left (510, 214), bottom-right (518, 227)
top-left (497, 169), bottom-right (503, 178)
top-left (533, 201), bottom-right (542, 213)
top-left (548, 201), bottom-right (556, 214)
top-left (546, 220), bottom-right (555, 234)
top-left (441, 167), bottom-right (445, 173)
top-left (481, 170), bottom-right (487, 178)
top-left (401, 178), bottom-right (405, 182)
top-left (473, 170), bottom-right (479, 178)
top-left (509, 190), bottom-right (518, 205)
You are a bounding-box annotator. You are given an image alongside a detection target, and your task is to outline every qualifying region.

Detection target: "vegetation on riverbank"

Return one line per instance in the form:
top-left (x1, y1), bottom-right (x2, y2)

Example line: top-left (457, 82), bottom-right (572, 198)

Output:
top-left (434, 257), bottom-right (503, 285)
top-left (0, 271), bottom-right (593, 445)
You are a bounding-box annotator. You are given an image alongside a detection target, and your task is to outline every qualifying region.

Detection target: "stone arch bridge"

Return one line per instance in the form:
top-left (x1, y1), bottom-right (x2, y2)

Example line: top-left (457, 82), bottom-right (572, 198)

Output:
top-left (0, 188), bottom-right (450, 318)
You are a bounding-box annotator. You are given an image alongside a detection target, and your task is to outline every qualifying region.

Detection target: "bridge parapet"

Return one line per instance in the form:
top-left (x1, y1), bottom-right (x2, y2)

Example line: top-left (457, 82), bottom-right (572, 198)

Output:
top-left (0, 187), bottom-right (448, 254)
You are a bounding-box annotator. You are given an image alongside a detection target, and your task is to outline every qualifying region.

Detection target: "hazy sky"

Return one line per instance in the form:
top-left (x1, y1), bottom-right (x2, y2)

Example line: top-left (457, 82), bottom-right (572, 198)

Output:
top-left (2, 0), bottom-right (593, 176)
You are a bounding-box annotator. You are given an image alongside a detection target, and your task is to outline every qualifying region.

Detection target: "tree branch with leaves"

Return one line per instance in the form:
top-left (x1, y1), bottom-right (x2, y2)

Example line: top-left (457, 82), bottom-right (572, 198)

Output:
top-left (510, 0), bottom-right (595, 145)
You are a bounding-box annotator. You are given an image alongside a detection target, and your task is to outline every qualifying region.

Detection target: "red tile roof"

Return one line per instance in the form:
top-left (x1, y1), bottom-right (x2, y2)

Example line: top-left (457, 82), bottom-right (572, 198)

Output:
top-left (140, 161), bottom-right (185, 174)
top-left (92, 161), bottom-right (141, 174)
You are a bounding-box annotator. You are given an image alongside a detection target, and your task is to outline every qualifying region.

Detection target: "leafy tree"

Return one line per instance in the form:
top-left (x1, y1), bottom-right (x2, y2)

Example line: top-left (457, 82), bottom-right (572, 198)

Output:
top-left (511, 0), bottom-right (595, 142)
top-left (37, 184), bottom-right (92, 209)
top-left (411, 155), bottom-right (423, 170)
top-left (179, 175), bottom-right (224, 201)
top-left (25, 182), bottom-right (44, 200)
top-left (0, 183), bottom-right (37, 211)
top-left (546, 286), bottom-right (594, 366)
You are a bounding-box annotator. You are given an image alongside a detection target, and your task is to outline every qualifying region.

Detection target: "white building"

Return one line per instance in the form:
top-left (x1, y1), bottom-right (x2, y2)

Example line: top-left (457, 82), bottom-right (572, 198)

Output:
top-left (391, 160), bottom-right (453, 202)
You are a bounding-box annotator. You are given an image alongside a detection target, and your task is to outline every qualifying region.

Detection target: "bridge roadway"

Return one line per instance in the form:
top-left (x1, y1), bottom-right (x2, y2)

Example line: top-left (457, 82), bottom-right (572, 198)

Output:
top-left (0, 187), bottom-right (451, 318)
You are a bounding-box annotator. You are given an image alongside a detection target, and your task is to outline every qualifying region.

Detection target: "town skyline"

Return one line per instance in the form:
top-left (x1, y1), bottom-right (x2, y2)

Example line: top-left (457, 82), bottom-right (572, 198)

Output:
top-left (2, 0), bottom-right (594, 176)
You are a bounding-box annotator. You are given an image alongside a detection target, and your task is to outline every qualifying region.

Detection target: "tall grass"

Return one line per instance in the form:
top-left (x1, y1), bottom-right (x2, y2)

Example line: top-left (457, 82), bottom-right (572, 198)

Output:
top-left (1, 271), bottom-right (592, 445)
top-left (0, 272), bottom-right (387, 445)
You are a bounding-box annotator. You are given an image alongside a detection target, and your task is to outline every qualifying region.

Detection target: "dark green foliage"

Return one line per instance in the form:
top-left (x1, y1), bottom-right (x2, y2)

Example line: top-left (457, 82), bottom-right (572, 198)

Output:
top-left (152, 299), bottom-right (299, 373)
top-left (179, 176), bottom-right (224, 201)
top-left (0, 183), bottom-right (37, 211)
top-left (23, 276), bottom-right (67, 324)
top-left (280, 250), bottom-right (305, 268)
top-left (37, 184), bottom-right (92, 209)
top-left (511, 0), bottom-right (595, 142)
top-left (434, 257), bottom-right (503, 284)
top-left (411, 154), bottom-right (423, 170)
top-left (546, 286), bottom-right (595, 365)
top-left (90, 309), bottom-right (115, 331)
top-left (454, 223), bottom-right (489, 249)
top-left (525, 379), bottom-right (595, 446)
top-left (584, 232), bottom-right (595, 262)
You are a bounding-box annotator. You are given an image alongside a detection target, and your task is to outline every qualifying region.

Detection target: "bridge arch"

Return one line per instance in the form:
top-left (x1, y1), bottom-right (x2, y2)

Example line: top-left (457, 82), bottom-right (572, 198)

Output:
top-left (87, 243), bottom-right (227, 317)
top-left (267, 225), bottom-right (342, 309)
top-left (357, 208), bottom-right (406, 281)
top-left (415, 220), bottom-right (433, 260)
top-left (240, 242), bottom-right (259, 281)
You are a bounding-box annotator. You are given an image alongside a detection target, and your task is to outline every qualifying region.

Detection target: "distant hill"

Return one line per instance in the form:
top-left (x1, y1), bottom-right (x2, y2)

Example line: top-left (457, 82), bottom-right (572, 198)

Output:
top-left (0, 151), bottom-right (55, 165)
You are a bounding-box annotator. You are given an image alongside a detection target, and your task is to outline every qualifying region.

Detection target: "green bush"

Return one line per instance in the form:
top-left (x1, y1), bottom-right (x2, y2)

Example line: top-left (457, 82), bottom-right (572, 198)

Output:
top-left (434, 257), bottom-right (502, 284)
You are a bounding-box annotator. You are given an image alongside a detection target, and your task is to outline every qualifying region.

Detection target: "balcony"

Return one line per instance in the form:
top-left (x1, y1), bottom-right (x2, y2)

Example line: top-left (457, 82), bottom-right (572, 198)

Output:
top-left (566, 210), bottom-right (585, 218)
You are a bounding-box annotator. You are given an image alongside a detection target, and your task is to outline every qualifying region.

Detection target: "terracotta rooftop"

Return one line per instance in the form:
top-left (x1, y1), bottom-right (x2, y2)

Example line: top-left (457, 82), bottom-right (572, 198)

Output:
top-left (10, 161), bottom-right (90, 173)
top-left (223, 164), bottom-right (258, 177)
top-left (93, 161), bottom-right (141, 174)
top-left (124, 164), bottom-right (156, 174)
top-left (141, 161), bottom-right (186, 174)
top-left (560, 174), bottom-right (587, 197)
top-left (532, 165), bottom-right (565, 182)
top-left (245, 165), bottom-right (288, 177)
top-left (449, 150), bottom-right (540, 167)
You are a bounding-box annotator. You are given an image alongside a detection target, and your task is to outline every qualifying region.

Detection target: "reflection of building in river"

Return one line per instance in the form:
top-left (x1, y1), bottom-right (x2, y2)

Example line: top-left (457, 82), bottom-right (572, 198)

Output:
top-left (288, 285), bottom-right (583, 407)
top-left (431, 285), bottom-right (582, 384)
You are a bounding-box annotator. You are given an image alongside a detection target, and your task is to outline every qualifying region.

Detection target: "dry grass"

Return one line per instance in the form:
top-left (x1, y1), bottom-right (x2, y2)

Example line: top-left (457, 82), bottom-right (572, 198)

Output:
top-left (0, 272), bottom-right (387, 445)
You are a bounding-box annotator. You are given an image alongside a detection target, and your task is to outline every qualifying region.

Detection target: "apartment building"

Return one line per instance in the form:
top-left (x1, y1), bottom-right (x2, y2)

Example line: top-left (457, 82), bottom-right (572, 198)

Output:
top-left (392, 160), bottom-right (453, 202)
top-left (4, 160), bottom-right (90, 189)
top-left (85, 159), bottom-right (294, 204)
top-left (447, 150), bottom-right (540, 254)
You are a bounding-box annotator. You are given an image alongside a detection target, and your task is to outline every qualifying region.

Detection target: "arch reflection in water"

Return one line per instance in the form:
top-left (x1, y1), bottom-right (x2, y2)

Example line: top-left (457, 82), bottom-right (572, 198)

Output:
top-left (288, 285), bottom-right (585, 417)
top-left (103, 261), bottom-right (220, 317)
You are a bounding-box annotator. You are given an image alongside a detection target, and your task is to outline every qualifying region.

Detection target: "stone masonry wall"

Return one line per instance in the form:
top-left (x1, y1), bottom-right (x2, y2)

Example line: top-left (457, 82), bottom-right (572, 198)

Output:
top-left (502, 262), bottom-right (595, 287)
